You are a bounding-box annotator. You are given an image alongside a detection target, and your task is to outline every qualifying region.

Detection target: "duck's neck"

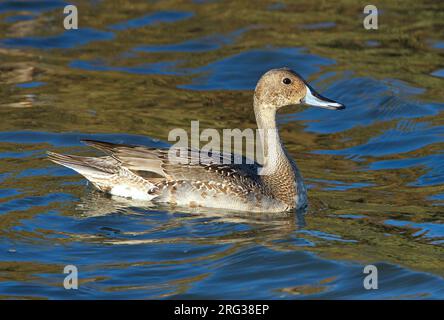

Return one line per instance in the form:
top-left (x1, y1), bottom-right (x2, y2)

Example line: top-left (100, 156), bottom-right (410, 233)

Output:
top-left (254, 100), bottom-right (302, 210)
top-left (254, 101), bottom-right (289, 175)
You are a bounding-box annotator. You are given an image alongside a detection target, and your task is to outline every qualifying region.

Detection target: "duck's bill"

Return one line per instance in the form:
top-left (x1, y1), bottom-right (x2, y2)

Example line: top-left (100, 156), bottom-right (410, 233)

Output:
top-left (302, 85), bottom-right (345, 110)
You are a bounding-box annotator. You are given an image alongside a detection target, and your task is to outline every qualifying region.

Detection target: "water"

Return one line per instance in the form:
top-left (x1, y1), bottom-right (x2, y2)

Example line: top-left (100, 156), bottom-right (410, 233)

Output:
top-left (0, 0), bottom-right (443, 299)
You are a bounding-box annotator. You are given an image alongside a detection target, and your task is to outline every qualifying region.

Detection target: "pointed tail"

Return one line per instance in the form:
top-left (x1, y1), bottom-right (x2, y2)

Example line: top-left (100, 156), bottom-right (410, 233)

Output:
top-left (47, 151), bottom-right (119, 178)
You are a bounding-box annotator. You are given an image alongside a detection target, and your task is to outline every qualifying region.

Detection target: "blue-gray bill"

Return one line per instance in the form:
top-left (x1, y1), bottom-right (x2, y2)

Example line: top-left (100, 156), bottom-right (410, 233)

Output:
top-left (302, 85), bottom-right (345, 110)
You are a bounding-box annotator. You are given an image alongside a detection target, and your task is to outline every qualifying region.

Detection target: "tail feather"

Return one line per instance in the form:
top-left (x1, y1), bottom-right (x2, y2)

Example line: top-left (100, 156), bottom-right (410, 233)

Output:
top-left (47, 151), bottom-right (158, 200)
top-left (47, 151), bottom-right (119, 178)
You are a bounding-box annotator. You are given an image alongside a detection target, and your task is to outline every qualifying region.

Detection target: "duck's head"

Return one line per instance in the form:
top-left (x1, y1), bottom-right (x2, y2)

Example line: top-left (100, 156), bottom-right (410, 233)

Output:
top-left (254, 68), bottom-right (345, 111)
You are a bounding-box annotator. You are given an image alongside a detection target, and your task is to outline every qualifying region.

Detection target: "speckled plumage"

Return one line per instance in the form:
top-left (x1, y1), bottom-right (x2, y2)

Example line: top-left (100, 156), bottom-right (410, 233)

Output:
top-left (48, 68), bottom-right (345, 213)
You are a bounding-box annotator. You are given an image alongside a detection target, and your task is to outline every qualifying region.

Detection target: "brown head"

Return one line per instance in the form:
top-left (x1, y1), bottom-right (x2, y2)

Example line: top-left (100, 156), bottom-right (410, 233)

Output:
top-left (254, 68), bottom-right (345, 111)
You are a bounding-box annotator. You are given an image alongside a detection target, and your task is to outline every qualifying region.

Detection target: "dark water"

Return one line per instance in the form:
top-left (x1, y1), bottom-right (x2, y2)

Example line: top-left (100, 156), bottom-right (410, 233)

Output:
top-left (0, 0), bottom-right (443, 299)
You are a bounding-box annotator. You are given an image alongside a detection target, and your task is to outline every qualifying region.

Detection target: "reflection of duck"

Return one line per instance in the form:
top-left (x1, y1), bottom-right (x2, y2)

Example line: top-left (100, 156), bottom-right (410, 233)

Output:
top-left (75, 188), bottom-right (306, 227)
top-left (74, 190), bottom-right (156, 218)
top-left (48, 68), bottom-right (344, 213)
top-left (73, 190), bottom-right (307, 245)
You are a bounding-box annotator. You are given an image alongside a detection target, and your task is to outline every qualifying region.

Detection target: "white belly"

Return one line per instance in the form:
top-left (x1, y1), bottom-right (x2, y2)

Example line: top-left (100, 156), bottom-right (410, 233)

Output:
top-left (110, 184), bottom-right (156, 201)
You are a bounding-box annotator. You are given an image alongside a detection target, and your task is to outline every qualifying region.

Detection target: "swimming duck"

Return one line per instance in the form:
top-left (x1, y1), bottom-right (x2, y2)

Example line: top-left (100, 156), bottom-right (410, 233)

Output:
top-left (48, 68), bottom-right (345, 213)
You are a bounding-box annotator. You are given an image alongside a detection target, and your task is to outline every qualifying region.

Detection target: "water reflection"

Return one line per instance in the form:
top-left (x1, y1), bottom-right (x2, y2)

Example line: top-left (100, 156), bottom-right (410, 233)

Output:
top-left (74, 190), bottom-right (306, 243)
top-left (0, 0), bottom-right (443, 299)
top-left (134, 28), bottom-right (247, 53)
top-left (108, 11), bottom-right (193, 31)
top-left (1, 28), bottom-right (115, 49)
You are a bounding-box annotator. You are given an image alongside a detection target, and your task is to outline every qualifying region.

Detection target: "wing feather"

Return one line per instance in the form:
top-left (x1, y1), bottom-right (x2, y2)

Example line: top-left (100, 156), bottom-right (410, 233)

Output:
top-left (81, 140), bottom-right (261, 184)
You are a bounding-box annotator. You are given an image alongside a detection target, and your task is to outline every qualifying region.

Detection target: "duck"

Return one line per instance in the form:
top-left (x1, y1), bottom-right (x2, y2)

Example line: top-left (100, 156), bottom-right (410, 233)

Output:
top-left (48, 68), bottom-right (345, 213)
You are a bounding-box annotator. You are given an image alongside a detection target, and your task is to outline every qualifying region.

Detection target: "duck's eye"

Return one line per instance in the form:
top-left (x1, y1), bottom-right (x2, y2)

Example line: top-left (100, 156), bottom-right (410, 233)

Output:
top-left (283, 78), bottom-right (292, 85)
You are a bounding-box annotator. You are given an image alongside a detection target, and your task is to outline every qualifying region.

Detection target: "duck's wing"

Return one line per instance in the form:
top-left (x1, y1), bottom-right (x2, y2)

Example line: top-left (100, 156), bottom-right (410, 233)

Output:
top-left (82, 139), bottom-right (261, 184)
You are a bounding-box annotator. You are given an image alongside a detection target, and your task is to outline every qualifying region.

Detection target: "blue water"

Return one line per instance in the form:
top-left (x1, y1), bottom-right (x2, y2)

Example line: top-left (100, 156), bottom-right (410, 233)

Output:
top-left (108, 11), bottom-right (193, 31)
top-left (0, 1), bottom-right (443, 299)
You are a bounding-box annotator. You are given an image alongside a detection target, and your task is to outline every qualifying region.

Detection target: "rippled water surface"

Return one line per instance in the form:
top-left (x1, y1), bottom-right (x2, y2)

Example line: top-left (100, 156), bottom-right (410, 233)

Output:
top-left (0, 0), bottom-right (444, 299)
